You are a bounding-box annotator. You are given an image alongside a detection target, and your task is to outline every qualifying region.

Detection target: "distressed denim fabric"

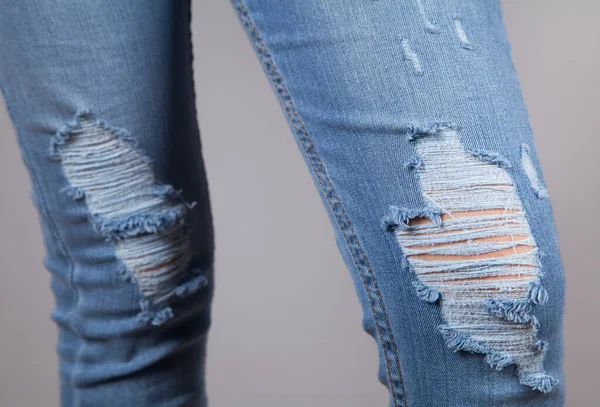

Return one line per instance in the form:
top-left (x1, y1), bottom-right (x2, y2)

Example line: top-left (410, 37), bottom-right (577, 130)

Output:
top-left (0, 1), bottom-right (565, 406)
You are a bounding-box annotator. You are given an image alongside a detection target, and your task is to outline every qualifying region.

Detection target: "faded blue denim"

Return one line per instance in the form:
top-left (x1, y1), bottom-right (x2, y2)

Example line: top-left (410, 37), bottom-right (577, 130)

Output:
top-left (0, 1), bottom-right (565, 406)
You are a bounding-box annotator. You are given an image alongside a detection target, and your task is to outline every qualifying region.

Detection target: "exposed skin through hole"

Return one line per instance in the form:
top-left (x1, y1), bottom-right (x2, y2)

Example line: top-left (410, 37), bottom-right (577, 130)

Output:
top-left (413, 223), bottom-right (522, 236)
top-left (410, 244), bottom-right (534, 261)
top-left (52, 112), bottom-right (203, 326)
top-left (408, 209), bottom-right (534, 280)
top-left (460, 183), bottom-right (513, 188)
top-left (423, 264), bottom-right (533, 279)
top-left (139, 259), bottom-right (181, 273)
top-left (408, 208), bottom-right (521, 226)
top-left (408, 234), bottom-right (529, 249)
top-left (426, 274), bottom-right (533, 284)
top-left (388, 127), bottom-right (557, 390)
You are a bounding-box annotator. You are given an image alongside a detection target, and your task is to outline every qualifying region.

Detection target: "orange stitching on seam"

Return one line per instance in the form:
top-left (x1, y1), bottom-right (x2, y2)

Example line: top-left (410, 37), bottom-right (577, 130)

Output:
top-left (233, 2), bottom-right (406, 405)
top-left (297, 121), bottom-right (407, 406)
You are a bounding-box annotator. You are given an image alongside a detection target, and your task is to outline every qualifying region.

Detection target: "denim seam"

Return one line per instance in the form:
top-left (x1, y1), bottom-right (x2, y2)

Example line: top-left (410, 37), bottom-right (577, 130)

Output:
top-left (231, 2), bottom-right (407, 405)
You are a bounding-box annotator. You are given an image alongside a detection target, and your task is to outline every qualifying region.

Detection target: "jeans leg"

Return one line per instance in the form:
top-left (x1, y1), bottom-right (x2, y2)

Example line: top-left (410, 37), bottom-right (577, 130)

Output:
top-left (231, 0), bottom-right (565, 405)
top-left (0, 2), bottom-right (213, 406)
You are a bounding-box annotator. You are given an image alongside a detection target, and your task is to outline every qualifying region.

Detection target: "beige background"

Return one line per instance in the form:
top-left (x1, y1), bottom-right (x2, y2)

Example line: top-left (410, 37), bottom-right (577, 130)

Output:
top-left (0, 1), bottom-right (597, 406)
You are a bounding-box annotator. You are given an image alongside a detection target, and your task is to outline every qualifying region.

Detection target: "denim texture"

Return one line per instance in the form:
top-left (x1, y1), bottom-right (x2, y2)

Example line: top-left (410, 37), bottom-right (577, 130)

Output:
top-left (0, 0), bottom-right (564, 406)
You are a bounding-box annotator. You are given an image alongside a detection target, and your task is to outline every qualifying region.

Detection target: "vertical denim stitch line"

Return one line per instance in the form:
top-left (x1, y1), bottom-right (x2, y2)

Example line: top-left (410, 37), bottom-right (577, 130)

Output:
top-left (231, 2), bottom-right (407, 405)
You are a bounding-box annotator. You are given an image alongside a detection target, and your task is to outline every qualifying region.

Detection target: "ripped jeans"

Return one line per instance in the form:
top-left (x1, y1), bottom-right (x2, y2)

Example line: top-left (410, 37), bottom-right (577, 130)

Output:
top-left (0, 0), bottom-right (565, 406)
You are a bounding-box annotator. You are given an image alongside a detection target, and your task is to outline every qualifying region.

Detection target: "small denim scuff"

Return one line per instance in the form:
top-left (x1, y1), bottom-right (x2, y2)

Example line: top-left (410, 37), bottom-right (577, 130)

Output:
top-left (453, 14), bottom-right (475, 50)
top-left (415, 0), bottom-right (440, 34)
top-left (521, 143), bottom-right (549, 199)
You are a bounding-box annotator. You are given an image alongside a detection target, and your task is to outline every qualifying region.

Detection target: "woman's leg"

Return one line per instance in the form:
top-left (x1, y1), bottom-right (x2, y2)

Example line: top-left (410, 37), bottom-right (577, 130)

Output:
top-left (0, 1), bottom-right (213, 406)
top-left (231, 0), bottom-right (565, 405)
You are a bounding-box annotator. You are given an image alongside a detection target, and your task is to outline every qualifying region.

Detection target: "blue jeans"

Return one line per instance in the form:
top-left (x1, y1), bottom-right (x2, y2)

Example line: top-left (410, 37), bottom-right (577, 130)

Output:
top-left (0, 1), bottom-right (565, 406)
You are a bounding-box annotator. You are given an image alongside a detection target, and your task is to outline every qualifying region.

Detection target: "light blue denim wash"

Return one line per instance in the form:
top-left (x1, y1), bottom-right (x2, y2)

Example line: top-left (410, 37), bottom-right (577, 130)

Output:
top-left (0, 0), bottom-right (565, 406)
